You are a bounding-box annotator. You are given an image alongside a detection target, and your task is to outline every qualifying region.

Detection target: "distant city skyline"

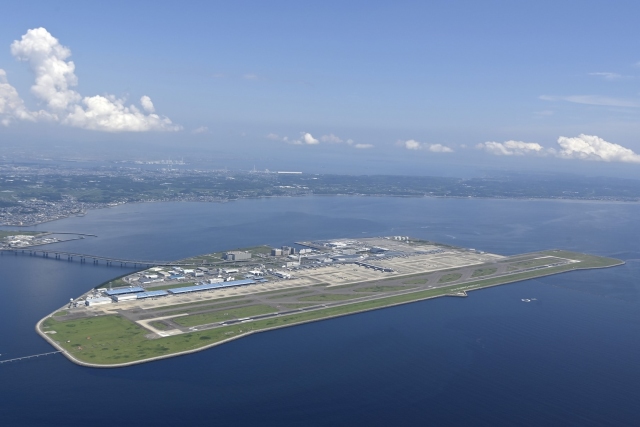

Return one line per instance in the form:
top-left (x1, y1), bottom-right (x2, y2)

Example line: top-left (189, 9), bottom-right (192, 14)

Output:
top-left (2, 1), bottom-right (640, 177)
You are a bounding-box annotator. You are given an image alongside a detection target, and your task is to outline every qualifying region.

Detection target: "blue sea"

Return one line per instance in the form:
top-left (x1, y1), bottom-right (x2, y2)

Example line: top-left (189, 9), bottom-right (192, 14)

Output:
top-left (1, 197), bottom-right (639, 426)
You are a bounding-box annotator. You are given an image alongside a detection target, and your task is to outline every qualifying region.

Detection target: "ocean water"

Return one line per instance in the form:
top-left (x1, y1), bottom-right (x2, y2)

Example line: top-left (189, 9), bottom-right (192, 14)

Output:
top-left (1, 197), bottom-right (639, 426)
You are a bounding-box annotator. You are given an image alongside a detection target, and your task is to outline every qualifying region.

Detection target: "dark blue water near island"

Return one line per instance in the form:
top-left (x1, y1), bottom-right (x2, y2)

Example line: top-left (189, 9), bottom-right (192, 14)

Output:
top-left (1, 197), bottom-right (640, 426)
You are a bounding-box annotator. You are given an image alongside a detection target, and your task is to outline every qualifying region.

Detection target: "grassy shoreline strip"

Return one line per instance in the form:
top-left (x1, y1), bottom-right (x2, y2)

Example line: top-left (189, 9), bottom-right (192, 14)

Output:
top-left (146, 295), bottom-right (245, 312)
top-left (160, 300), bottom-right (255, 317)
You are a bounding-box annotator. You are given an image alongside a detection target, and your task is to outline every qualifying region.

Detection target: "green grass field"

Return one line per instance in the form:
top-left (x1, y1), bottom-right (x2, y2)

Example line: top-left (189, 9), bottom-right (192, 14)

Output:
top-left (161, 300), bottom-right (255, 317)
top-left (98, 278), bottom-right (130, 289)
top-left (299, 294), bottom-right (361, 302)
top-left (179, 245), bottom-right (271, 264)
top-left (42, 315), bottom-right (265, 365)
top-left (471, 267), bottom-right (497, 277)
top-left (266, 290), bottom-right (313, 299)
top-left (172, 304), bottom-right (277, 327)
top-left (354, 285), bottom-right (415, 292)
top-left (403, 278), bottom-right (428, 285)
top-left (540, 250), bottom-right (619, 268)
top-left (438, 273), bottom-right (463, 283)
top-left (277, 303), bottom-right (316, 309)
top-left (507, 256), bottom-right (565, 271)
top-left (146, 295), bottom-right (245, 312)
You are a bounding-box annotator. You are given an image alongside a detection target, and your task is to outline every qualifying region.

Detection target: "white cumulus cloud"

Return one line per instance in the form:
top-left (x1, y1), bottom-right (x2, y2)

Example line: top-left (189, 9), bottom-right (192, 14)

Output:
top-left (0, 69), bottom-right (53, 125)
top-left (540, 94), bottom-right (638, 108)
top-left (398, 139), bottom-right (453, 152)
top-left (270, 132), bottom-right (366, 148)
top-left (277, 134), bottom-right (303, 145)
top-left (192, 126), bottom-right (209, 134)
top-left (477, 140), bottom-right (545, 156)
top-left (302, 132), bottom-right (319, 145)
top-left (63, 94), bottom-right (179, 132)
top-left (140, 96), bottom-right (155, 113)
top-left (399, 139), bottom-right (421, 150)
top-left (428, 143), bottom-right (453, 153)
top-left (0, 27), bottom-right (180, 132)
top-left (10, 27), bottom-right (80, 111)
top-left (478, 134), bottom-right (640, 164)
top-left (266, 132), bottom-right (374, 150)
top-left (555, 134), bottom-right (640, 163)
top-left (320, 134), bottom-right (343, 143)
top-left (589, 72), bottom-right (625, 81)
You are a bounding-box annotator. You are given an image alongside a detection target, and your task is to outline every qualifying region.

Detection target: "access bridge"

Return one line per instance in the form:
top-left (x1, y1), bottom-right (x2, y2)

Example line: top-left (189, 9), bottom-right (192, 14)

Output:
top-left (0, 248), bottom-right (224, 268)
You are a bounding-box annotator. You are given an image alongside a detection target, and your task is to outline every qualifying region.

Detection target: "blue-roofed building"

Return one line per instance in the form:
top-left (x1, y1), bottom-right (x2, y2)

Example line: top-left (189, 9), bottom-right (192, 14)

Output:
top-left (104, 286), bottom-right (145, 296)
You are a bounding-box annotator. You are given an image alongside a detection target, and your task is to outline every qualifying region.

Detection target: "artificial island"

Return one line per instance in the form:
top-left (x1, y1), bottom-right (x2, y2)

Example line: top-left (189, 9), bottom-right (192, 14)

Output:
top-left (37, 236), bottom-right (623, 367)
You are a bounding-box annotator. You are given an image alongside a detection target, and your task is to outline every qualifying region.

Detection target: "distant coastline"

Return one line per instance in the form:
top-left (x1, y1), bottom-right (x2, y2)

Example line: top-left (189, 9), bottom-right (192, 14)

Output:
top-left (4, 192), bottom-right (640, 228)
top-left (3, 166), bottom-right (640, 226)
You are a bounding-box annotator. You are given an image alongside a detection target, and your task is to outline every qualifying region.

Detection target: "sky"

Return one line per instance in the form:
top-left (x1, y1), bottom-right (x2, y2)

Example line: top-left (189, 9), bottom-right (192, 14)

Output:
top-left (1, 0), bottom-right (640, 177)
